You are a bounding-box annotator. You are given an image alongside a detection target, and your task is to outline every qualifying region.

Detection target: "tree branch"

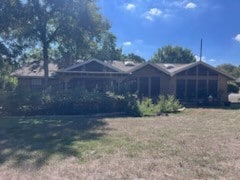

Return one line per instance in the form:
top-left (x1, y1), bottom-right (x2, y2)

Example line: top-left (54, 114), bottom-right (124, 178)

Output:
top-left (47, 25), bottom-right (60, 44)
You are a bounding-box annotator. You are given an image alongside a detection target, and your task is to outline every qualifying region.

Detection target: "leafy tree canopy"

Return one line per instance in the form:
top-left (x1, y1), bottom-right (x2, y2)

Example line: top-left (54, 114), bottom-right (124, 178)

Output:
top-left (122, 53), bottom-right (146, 63)
top-left (216, 64), bottom-right (240, 78)
top-left (95, 32), bottom-right (122, 61)
top-left (150, 45), bottom-right (196, 63)
top-left (0, 0), bottom-right (110, 87)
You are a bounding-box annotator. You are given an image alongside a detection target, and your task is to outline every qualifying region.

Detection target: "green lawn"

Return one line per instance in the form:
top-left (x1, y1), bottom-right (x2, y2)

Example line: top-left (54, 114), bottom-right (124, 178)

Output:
top-left (1, 108), bottom-right (240, 179)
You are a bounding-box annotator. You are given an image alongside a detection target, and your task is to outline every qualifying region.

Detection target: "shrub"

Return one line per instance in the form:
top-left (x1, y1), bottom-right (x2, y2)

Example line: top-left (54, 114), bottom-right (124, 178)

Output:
top-left (123, 94), bottom-right (141, 117)
top-left (136, 95), bottom-right (182, 116)
top-left (137, 98), bottom-right (157, 116)
top-left (156, 95), bottom-right (182, 113)
top-left (228, 82), bottom-right (239, 93)
top-left (1, 87), bottom-right (182, 116)
top-left (1, 88), bottom-right (140, 116)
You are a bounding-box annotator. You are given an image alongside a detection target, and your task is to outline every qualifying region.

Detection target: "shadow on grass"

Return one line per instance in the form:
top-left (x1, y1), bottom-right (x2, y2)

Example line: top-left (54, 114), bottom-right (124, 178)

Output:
top-left (0, 115), bottom-right (108, 169)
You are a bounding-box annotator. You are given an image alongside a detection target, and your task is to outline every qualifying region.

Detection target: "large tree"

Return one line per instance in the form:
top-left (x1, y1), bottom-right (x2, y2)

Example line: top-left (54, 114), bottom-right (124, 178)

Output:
top-left (216, 64), bottom-right (240, 78)
top-left (95, 32), bottom-right (122, 61)
top-left (122, 53), bottom-right (146, 63)
top-left (0, 1), bottom-right (23, 90)
top-left (0, 0), bottom-right (110, 88)
top-left (150, 45), bottom-right (196, 63)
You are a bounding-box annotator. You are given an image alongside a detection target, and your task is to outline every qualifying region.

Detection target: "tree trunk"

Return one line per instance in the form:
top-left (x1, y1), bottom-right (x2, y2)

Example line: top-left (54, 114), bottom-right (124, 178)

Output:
top-left (43, 42), bottom-right (49, 89)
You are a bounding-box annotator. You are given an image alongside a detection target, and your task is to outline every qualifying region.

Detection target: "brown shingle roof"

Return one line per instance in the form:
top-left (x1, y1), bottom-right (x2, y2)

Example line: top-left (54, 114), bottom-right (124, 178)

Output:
top-left (11, 59), bottom-right (235, 80)
top-left (110, 61), bottom-right (141, 72)
top-left (11, 61), bottom-right (58, 77)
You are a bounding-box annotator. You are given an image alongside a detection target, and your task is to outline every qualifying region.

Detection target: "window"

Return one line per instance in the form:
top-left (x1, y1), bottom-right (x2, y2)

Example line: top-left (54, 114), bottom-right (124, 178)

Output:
top-left (151, 77), bottom-right (160, 97)
top-left (31, 79), bottom-right (42, 86)
top-left (31, 78), bottom-right (42, 90)
top-left (129, 78), bottom-right (137, 93)
top-left (198, 80), bottom-right (207, 98)
top-left (176, 79), bottom-right (185, 99)
top-left (139, 77), bottom-right (148, 97)
top-left (208, 80), bottom-right (218, 98)
top-left (187, 80), bottom-right (196, 99)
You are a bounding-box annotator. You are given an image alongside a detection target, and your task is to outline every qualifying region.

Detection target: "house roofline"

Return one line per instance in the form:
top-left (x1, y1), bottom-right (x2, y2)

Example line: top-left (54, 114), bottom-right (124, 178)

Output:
top-left (62, 58), bottom-right (125, 73)
top-left (171, 61), bottom-right (236, 80)
top-left (11, 75), bottom-right (56, 79)
top-left (128, 62), bottom-right (171, 76)
top-left (56, 70), bottom-right (129, 75)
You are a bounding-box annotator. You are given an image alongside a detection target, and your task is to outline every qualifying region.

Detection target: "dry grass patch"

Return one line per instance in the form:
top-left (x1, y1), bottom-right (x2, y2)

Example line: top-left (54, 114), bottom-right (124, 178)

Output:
top-left (1, 108), bottom-right (240, 179)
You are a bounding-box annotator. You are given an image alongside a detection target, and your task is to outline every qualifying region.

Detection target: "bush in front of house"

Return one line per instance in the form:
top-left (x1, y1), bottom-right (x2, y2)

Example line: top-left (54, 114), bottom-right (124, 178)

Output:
top-left (157, 95), bottom-right (182, 114)
top-left (137, 95), bottom-right (183, 116)
top-left (137, 98), bottom-right (158, 116)
top-left (1, 87), bottom-right (182, 116)
top-left (228, 82), bottom-right (239, 94)
top-left (1, 88), bottom-right (138, 116)
top-left (43, 89), bottom-right (128, 115)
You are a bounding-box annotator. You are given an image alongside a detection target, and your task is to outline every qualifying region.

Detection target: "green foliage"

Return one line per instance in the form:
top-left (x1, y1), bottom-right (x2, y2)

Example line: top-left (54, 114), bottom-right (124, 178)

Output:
top-left (1, 0), bottom-right (111, 86)
top-left (122, 53), bottom-right (146, 63)
top-left (137, 98), bottom-right (157, 116)
top-left (227, 82), bottom-right (239, 93)
top-left (156, 95), bottom-right (182, 113)
top-left (95, 32), bottom-right (122, 61)
top-left (0, 58), bottom-right (18, 91)
top-left (137, 95), bottom-right (182, 116)
top-left (1, 86), bottom-right (182, 117)
top-left (150, 45), bottom-right (196, 63)
top-left (216, 64), bottom-right (240, 78)
top-left (1, 88), bottom-right (138, 116)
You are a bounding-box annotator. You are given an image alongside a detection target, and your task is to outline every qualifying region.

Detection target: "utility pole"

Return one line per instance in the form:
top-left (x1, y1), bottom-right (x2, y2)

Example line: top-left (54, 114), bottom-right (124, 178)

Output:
top-left (200, 39), bottom-right (203, 62)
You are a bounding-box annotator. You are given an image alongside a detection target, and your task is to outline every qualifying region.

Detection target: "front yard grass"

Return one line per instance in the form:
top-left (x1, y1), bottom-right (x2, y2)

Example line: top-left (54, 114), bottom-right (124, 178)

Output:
top-left (0, 108), bottom-right (240, 179)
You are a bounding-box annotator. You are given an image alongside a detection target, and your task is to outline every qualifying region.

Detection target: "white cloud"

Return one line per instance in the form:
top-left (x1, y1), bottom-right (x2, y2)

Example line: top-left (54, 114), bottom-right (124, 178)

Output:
top-left (148, 8), bottom-right (162, 16)
top-left (185, 2), bottom-right (197, 9)
top-left (195, 55), bottom-right (206, 62)
top-left (209, 59), bottom-right (216, 62)
top-left (195, 55), bottom-right (217, 63)
top-left (234, 34), bottom-right (240, 43)
top-left (143, 8), bottom-right (162, 21)
top-left (125, 3), bottom-right (136, 11)
top-left (123, 41), bottom-right (132, 46)
top-left (162, 0), bottom-right (195, 8)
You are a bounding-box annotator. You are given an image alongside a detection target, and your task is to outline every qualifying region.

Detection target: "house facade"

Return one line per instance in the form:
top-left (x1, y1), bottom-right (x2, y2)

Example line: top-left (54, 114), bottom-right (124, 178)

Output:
top-left (12, 59), bottom-right (235, 104)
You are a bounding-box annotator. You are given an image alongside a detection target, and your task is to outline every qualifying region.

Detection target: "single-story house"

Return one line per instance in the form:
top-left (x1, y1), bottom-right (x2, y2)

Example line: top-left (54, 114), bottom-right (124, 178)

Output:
top-left (11, 59), bottom-right (235, 104)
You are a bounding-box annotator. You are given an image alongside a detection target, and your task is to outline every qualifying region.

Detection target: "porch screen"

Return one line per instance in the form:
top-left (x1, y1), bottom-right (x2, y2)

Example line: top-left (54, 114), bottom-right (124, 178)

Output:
top-left (151, 77), bottom-right (160, 97)
top-left (187, 80), bottom-right (196, 99)
top-left (208, 80), bottom-right (218, 98)
top-left (129, 78), bottom-right (137, 93)
top-left (198, 80), bottom-right (207, 98)
top-left (139, 77), bottom-right (148, 97)
top-left (176, 79), bottom-right (185, 99)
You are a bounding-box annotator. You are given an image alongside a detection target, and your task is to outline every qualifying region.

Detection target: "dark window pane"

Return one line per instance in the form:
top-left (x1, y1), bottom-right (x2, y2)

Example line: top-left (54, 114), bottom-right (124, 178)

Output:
top-left (208, 80), bottom-right (218, 98)
top-left (139, 77), bottom-right (148, 97)
top-left (198, 80), bottom-right (207, 98)
top-left (187, 80), bottom-right (196, 99)
top-left (176, 79), bottom-right (185, 99)
top-left (129, 78), bottom-right (137, 93)
top-left (151, 77), bottom-right (160, 97)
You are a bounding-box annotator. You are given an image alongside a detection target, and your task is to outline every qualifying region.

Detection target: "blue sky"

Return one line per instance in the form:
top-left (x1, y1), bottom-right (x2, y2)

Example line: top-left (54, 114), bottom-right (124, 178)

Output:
top-left (98, 0), bottom-right (240, 66)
